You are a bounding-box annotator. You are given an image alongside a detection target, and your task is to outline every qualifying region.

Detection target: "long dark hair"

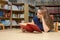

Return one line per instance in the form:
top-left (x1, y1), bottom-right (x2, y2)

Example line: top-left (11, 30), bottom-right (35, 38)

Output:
top-left (40, 7), bottom-right (54, 30)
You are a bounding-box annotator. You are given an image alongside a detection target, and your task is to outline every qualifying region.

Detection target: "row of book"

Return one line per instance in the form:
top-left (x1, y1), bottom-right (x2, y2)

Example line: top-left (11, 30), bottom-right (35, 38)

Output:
top-left (17, 0), bottom-right (35, 6)
top-left (36, 0), bottom-right (60, 5)
top-left (46, 7), bottom-right (60, 13)
top-left (12, 12), bottom-right (35, 18)
top-left (1, 20), bottom-right (18, 26)
top-left (1, 19), bottom-right (29, 26)
top-left (36, 7), bottom-right (60, 13)
top-left (12, 13), bottom-right (24, 18)
top-left (0, 10), bottom-right (11, 18)
top-left (38, 0), bottom-right (60, 2)
top-left (2, 0), bottom-right (9, 1)
top-left (12, 5), bottom-right (24, 11)
top-left (0, 4), bottom-right (24, 11)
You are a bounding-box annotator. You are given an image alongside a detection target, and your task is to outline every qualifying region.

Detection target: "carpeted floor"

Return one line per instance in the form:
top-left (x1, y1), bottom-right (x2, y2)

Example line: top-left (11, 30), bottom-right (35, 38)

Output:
top-left (0, 29), bottom-right (60, 40)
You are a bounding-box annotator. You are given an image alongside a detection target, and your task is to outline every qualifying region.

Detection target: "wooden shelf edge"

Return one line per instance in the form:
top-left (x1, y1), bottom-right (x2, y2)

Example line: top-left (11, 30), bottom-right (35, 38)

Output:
top-left (12, 10), bottom-right (24, 12)
top-left (29, 16), bottom-right (33, 18)
top-left (12, 18), bottom-right (24, 20)
top-left (36, 5), bottom-right (60, 7)
top-left (0, 8), bottom-right (11, 11)
top-left (12, 3), bottom-right (24, 6)
top-left (29, 4), bottom-right (35, 8)
top-left (29, 10), bottom-right (35, 13)
top-left (0, 17), bottom-right (10, 19)
top-left (0, 0), bottom-right (8, 4)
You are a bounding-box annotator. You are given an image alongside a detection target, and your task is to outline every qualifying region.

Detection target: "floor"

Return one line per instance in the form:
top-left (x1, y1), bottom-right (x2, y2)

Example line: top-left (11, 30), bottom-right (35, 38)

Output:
top-left (0, 29), bottom-right (60, 40)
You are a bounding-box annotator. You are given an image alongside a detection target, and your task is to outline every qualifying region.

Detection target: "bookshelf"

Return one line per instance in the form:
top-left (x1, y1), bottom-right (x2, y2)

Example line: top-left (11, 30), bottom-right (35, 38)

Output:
top-left (11, 3), bottom-right (24, 24)
top-left (0, 0), bottom-right (12, 27)
top-left (12, 3), bottom-right (35, 23)
top-left (0, 0), bottom-right (35, 28)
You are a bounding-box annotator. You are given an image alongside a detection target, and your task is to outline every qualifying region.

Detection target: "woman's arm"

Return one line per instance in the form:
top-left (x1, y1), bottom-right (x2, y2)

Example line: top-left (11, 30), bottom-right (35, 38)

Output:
top-left (42, 16), bottom-right (50, 32)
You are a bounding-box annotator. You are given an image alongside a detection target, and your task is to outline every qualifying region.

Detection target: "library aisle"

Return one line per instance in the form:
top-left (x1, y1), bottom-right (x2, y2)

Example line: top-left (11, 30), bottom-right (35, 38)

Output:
top-left (0, 29), bottom-right (60, 40)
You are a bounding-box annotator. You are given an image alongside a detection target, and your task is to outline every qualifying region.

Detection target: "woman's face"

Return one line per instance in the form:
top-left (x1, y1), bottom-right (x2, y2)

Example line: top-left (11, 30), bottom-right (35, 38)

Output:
top-left (37, 9), bottom-right (47, 19)
top-left (37, 10), bottom-right (43, 18)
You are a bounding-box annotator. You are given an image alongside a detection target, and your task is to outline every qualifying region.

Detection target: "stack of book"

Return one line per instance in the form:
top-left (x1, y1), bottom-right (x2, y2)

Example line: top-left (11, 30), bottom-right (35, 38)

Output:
top-left (12, 5), bottom-right (18, 10)
top-left (12, 5), bottom-right (24, 11)
top-left (12, 13), bottom-right (24, 18)
top-left (12, 13), bottom-right (19, 18)
top-left (18, 6), bottom-right (24, 11)
top-left (19, 14), bottom-right (24, 18)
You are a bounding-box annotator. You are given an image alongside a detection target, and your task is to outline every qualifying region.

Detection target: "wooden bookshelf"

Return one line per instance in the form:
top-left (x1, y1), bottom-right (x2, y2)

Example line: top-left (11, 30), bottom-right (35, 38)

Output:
top-left (12, 3), bottom-right (24, 6)
top-left (12, 10), bottom-right (24, 13)
top-left (0, 0), bottom-right (8, 4)
top-left (0, 8), bottom-right (11, 11)
top-left (0, 17), bottom-right (10, 19)
top-left (12, 18), bottom-right (24, 19)
top-left (0, 1), bottom-right (35, 28)
top-left (0, 0), bottom-right (12, 28)
top-left (11, 3), bottom-right (35, 23)
top-left (36, 5), bottom-right (60, 7)
top-left (29, 4), bottom-right (35, 8)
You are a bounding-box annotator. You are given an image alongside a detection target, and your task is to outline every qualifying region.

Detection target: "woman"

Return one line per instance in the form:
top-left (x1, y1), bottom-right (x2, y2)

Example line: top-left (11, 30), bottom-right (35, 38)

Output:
top-left (19, 9), bottom-right (43, 33)
top-left (40, 7), bottom-right (54, 32)
top-left (19, 7), bottom-right (54, 32)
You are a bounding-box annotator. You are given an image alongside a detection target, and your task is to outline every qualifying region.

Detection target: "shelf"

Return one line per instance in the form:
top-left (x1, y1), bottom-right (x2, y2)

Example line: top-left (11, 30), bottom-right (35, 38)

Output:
top-left (0, 8), bottom-right (24, 13)
top-left (12, 10), bottom-right (24, 13)
top-left (12, 18), bottom-right (24, 20)
top-left (29, 10), bottom-right (35, 13)
top-left (0, 8), bottom-right (11, 11)
top-left (12, 3), bottom-right (24, 6)
top-left (0, 17), bottom-right (10, 19)
top-left (29, 4), bottom-right (35, 8)
top-left (29, 16), bottom-right (33, 18)
top-left (36, 5), bottom-right (60, 7)
top-left (0, 0), bottom-right (8, 4)
top-left (50, 13), bottom-right (60, 15)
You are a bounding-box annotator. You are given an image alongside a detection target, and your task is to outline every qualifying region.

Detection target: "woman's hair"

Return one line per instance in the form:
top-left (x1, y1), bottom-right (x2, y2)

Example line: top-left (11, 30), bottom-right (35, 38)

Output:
top-left (39, 6), bottom-right (54, 30)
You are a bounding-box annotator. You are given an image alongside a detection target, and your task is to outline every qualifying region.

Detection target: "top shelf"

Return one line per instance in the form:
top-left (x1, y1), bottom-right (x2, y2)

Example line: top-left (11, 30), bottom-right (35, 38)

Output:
top-left (12, 3), bottom-right (24, 6)
top-left (0, 0), bottom-right (8, 4)
top-left (36, 5), bottom-right (60, 7)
